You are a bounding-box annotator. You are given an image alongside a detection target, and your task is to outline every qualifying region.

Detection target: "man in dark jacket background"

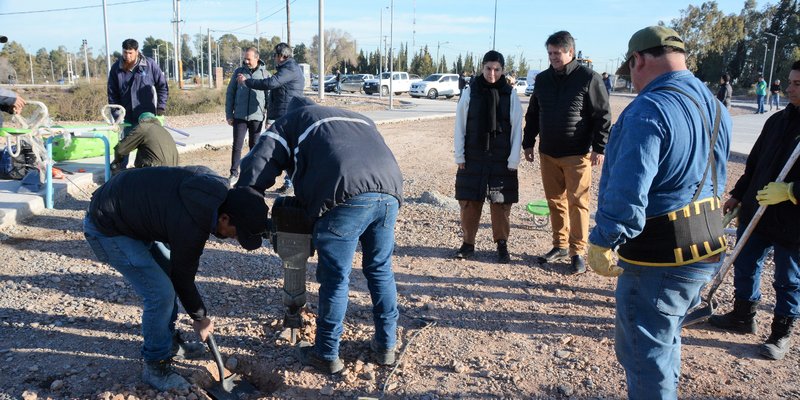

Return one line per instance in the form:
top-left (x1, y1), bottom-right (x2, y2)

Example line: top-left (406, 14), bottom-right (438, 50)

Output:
top-left (523, 30), bottom-right (611, 273)
top-left (237, 42), bottom-right (304, 194)
top-left (226, 47), bottom-right (269, 186)
top-left (108, 38), bottom-right (168, 128)
top-left (84, 166), bottom-right (268, 390)
top-left (709, 60), bottom-right (800, 361)
top-left (237, 96), bottom-right (403, 375)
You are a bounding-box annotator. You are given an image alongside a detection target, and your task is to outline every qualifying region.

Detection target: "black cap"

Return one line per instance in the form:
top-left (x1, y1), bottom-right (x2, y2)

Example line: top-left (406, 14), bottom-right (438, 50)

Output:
top-left (0, 36), bottom-right (7, 44)
top-left (222, 187), bottom-right (269, 250)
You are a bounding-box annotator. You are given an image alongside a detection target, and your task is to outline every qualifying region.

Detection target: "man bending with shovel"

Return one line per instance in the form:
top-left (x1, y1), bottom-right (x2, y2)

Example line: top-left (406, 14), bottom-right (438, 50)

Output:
top-left (708, 60), bottom-right (800, 361)
top-left (586, 26), bottom-right (731, 399)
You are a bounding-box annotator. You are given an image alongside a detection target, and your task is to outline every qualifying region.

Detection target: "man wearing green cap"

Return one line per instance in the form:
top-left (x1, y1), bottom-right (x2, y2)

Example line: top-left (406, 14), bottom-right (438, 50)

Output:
top-left (586, 26), bottom-right (732, 399)
top-left (111, 112), bottom-right (178, 173)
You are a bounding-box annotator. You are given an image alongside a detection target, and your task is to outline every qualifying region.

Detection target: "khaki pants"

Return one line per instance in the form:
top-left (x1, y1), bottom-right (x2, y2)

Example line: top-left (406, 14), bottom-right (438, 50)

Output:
top-left (539, 153), bottom-right (592, 256)
top-left (459, 200), bottom-right (512, 244)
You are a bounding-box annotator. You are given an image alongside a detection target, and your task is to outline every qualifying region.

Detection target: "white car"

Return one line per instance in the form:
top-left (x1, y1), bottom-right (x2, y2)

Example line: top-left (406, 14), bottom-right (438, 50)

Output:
top-left (514, 79), bottom-right (528, 94)
top-left (525, 82), bottom-right (535, 96)
top-left (409, 73), bottom-right (460, 99)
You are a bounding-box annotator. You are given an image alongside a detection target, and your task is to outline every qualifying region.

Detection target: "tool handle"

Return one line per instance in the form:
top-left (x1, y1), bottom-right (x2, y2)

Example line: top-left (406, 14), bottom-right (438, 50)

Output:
top-left (206, 333), bottom-right (227, 385)
top-left (705, 139), bottom-right (800, 302)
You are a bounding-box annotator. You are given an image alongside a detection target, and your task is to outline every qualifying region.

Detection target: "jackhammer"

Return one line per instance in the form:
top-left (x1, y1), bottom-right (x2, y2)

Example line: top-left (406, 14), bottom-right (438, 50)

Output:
top-left (269, 196), bottom-right (315, 344)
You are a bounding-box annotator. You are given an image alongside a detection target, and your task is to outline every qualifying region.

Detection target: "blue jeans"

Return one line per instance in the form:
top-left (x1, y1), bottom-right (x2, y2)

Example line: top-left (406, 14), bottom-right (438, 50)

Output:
top-left (769, 93), bottom-right (781, 109)
top-left (312, 192), bottom-right (400, 360)
top-left (757, 94), bottom-right (766, 113)
top-left (733, 227), bottom-right (800, 318)
top-left (83, 215), bottom-right (179, 362)
top-left (615, 258), bottom-right (722, 400)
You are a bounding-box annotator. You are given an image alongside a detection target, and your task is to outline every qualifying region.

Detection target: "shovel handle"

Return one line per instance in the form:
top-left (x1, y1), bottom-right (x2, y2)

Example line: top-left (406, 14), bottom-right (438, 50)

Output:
top-left (704, 139), bottom-right (800, 303)
top-left (206, 333), bottom-right (227, 385)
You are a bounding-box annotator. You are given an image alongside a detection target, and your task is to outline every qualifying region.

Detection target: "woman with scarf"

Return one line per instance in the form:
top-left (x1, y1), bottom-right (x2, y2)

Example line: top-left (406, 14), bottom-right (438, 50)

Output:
top-left (453, 50), bottom-right (523, 263)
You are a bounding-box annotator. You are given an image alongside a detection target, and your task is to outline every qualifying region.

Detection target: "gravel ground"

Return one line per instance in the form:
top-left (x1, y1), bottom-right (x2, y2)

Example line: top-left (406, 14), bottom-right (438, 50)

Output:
top-left (0, 94), bottom-right (796, 400)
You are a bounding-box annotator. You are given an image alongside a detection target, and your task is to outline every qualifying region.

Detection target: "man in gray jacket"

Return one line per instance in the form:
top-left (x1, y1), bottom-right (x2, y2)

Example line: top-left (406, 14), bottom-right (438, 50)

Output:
top-left (226, 47), bottom-right (269, 186)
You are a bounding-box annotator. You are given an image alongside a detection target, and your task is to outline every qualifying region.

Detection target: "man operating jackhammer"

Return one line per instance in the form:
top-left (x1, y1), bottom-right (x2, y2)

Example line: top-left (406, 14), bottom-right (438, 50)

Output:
top-left (236, 96), bottom-right (404, 375)
top-left (84, 166), bottom-right (269, 390)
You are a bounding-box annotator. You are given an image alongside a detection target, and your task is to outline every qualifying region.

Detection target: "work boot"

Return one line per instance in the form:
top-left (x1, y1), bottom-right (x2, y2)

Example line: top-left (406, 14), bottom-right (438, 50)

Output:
top-left (537, 247), bottom-right (568, 263)
top-left (708, 299), bottom-right (758, 334)
top-left (760, 315), bottom-right (796, 360)
top-left (142, 358), bottom-right (191, 391)
top-left (454, 243), bottom-right (475, 260)
top-left (496, 240), bottom-right (510, 264)
top-left (370, 339), bottom-right (397, 366)
top-left (296, 342), bottom-right (344, 374)
top-left (570, 255), bottom-right (586, 274)
top-left (171, 331), bottom-right (208, 360)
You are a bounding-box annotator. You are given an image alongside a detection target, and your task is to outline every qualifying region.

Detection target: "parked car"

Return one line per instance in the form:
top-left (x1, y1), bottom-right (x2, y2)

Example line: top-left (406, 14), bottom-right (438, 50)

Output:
top-left (514, 79), bottom-right (527, 94)
top-left (364, 72), bottom-right (413, 96)
top-left (409, 73), bottom-right (460, 99)
top-left (525, 82), bottom-right (535, 96)
top-left (409, 74), bottom-right (422, 83)
top-left (339, 74), bottom-right (374, 93)
top-left (311, 74), bottom-right (336, 92)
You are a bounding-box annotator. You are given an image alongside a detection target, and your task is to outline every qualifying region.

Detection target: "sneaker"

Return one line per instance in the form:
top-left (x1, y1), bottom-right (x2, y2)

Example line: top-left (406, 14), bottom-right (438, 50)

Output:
top-left (227, 174), bottom-right (238, 188)
top-left (570, 255), bottom-right (586, 274)
top-left (537, 247), bottom-right (568, 263)
top-left (454, 243), bottom-right (475, 260)
top-left (496, 240), bottom-right (510, 264)
top-left (142, 358), bottom-right (191, 391)
top-left (296, 342), bottom-right (344, 374)
top-left (370, 339), bottom-right (397, 366)
top-left (171, 331), bottom-right (208, 360)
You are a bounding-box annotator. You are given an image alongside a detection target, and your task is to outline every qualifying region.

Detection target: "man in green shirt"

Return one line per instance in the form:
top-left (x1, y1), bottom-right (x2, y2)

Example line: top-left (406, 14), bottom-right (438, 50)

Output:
top-left (112, 112), bottom-right (178, 172)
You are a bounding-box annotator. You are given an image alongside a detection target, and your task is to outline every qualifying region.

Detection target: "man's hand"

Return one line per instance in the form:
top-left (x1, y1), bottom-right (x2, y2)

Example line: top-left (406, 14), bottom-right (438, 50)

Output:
top-left (756, 182), bottom-right (797, 206)
top-left (192, 317), bottom-right (214, 342)
top-left (227, 118), bottom-right (234, 126)
top-left (457, 163), bottom-right (465, 170)
top-left (523, 148), bottom-right (535, 162)
top-left (590, 151), bottom-right (604, 167)
top-left (12, 95), bottom-right (25, 114)
top-left (236, 73), bottom-right (247, 85)
top-left (723, 197), bottom-right (740, 215)
top-left (588, 244), bottom-right (623, 278)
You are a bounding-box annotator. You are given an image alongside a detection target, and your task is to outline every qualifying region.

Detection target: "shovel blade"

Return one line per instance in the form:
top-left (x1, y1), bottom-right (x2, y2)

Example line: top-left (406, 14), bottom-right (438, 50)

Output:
top-left (206, 373), bottom-right (258, 400)
top-left (682, 298), bottom-right (718, 327)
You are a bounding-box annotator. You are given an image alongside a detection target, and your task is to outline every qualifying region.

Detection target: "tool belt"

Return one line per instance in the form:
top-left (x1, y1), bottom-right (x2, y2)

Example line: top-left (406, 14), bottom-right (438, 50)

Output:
top-left (617, 197), bottom-right (727, 266)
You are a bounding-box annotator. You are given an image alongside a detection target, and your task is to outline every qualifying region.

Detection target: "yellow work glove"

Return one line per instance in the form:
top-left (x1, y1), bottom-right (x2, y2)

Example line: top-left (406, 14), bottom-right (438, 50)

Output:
top-left (588, 244), bottom-right (623, 278)
top-left (756, 182), bottom-right (797, 206)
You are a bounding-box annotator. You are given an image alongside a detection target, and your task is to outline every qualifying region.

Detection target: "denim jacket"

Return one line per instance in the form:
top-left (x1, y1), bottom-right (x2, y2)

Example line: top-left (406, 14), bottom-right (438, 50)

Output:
top-left (589, 70), bottom-right (731, 249)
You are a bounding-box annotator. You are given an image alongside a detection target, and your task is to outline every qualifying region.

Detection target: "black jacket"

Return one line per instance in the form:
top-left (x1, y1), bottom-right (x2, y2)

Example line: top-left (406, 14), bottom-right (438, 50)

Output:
top-left (245, 58), bottom-right (305, 121)
top-left (455, 75), bottom-right (519, 203)
top-left (113, 119), bottom-right (179, 168)
top-left (88, 166), bottom-right (229, 320)
top-left (730, 104), bottom-right (800, 248)
top-left (236, 97), bottom-right (403, 219)
top-left (522, 59), bottom-right (611, 157)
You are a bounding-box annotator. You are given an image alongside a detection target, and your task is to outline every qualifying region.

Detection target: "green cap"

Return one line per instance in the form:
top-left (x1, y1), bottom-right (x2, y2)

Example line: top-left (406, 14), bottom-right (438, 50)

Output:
top-left (616, 26), bottom-right (685, 75)
top-left (138, 112), bottom-right (164, 126)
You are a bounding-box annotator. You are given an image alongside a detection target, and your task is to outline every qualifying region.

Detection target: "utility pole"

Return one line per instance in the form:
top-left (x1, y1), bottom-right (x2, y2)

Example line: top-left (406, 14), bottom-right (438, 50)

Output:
top-left (318, 0), bottom-right (324, 101)
top-left (286, 0), bottom-right (291, 47)
top-left (49, 59), bottom-right (55, 82)
top-left (83, 39), bottom-right (91, 82)
top-left (255, 1), bottom-right (260, 53)
top-left (761, 43), bottom-right (768, 76)
top-left (492, 0), bottom-right (498, 49)
top-left (436, 41), bottom-right (449, 73)
top-left (199, 27), bottom-right (204, 87)
top-left (102, 0), bottom-right (111, 74)
top-left (765, 32), bottom-right (778, 87)
top-left (389, 0), bottom-right (394, 110)
top-left (207, 29), bottom-right (214, 88)
top-left (29, 52), bottom-right (34, 84)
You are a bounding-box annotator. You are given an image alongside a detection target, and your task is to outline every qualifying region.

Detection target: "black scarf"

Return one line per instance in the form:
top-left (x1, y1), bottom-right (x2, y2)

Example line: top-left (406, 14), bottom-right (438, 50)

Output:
top-left (473, 74), bottom-right (507, 151)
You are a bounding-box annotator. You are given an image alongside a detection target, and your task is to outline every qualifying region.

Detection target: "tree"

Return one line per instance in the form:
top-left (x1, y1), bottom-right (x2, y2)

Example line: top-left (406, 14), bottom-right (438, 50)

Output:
top-left (409, 45), bottom-right (435, 77)
top-left (307, 29), bottom-right (358, 74)
top-left (181, 33), bottom-right (193, 72)
top-left (293, 43), bottom-right (308, 64)
top-left (35, 48), bottom-right (51, 82)
top-left (0, 41), bottom-right (30, 83)
top-left (505, 55), bottom-right (517, 77)
top-left (518, 53), bottom-right (529, 77)
top-left (463, 52), bottom-right (476, 75)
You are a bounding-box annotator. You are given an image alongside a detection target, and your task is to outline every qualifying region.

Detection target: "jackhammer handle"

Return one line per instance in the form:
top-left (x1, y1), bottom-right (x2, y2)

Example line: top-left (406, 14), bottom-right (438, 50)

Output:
top-left (705, 139), bottom-right (800, 303)
top-left (206, 333), bottom-right (227, 385)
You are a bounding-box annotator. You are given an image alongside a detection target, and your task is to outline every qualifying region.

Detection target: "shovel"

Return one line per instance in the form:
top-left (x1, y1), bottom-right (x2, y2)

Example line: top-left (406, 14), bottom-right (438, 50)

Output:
top-left (204, 334), bottom-right (257, 400)
top-left (683, 140), bottom-right (800, 327)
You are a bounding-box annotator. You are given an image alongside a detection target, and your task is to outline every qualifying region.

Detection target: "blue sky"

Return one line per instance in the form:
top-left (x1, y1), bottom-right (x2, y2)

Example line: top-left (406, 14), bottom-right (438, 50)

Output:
top-left (0, 0), bottom-right (769, 73)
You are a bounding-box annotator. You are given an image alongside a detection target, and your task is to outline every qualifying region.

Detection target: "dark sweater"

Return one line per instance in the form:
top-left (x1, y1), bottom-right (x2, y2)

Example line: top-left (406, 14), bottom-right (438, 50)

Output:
top-left (730, 104), bottom-right (800, 248)
top-left (113, 120), bottom-right (178, 168)
top-left (522, 59), bottom-right (611, 157)
top-left (88, 166), bottom-right (229, 319)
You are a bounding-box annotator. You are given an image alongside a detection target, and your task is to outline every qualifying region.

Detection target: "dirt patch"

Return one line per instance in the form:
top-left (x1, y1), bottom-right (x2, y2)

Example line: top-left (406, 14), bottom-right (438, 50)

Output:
top-left (0, 97), bottom-right (796, 400)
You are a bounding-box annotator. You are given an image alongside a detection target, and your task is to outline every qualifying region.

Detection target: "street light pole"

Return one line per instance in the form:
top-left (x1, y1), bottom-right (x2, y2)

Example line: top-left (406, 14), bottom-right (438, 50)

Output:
top-left (102, 0), bottom-right (111, 74)
top-left (83, 39), bottom-right (91, 82)
top-left (492, 0), bottom-right (497, 49)
top-left (436, 41), bottom-right (449, 73)
top-left (765, 32), bottom-right (778, 88)
top-left (389, 0), bottom-right (394, 110)
top-left (49, 59), bottom-right (55, 82)
top-left (761, 43), bottom-right (768, 76)
top-left (29, 52), bottom-right (34, 84)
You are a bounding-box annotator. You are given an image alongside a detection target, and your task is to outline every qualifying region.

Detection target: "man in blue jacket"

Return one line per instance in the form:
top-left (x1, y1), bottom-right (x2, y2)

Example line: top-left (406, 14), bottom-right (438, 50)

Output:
top-left (225, 47), bottom-right (269, 186)
top-left (587, 26), bottom-right (731, 399)
top-left (237, 42), bottom-right (304, 194)
top-left (84, 166), bottom-right (268, 391)
top-left (237, 97), bottom-right (403, 375)
top-left (108, 38), bottom-right (168, 168)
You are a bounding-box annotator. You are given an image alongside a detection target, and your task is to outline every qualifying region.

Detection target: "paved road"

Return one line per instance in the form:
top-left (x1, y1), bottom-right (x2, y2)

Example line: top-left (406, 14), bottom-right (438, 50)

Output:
top-left (0, 92), bottom-right (776, 228)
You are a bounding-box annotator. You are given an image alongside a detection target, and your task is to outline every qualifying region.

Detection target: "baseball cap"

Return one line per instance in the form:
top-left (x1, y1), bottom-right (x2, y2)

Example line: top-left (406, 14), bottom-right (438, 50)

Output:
top-left (616, 26), bottom-right (685, 75)
top-left (0, 36), bottom-right (7, 44)
top-left (222, 187), bottom-right (269, 250)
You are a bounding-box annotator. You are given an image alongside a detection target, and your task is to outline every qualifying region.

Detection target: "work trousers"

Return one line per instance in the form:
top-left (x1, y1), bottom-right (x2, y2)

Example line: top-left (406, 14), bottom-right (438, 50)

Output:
top-left (539, 152), bottom-right (592, 256)
top-left (230, 118), bottom-right (263, 176)
top-left (459, 200), bottom-right (512, 244)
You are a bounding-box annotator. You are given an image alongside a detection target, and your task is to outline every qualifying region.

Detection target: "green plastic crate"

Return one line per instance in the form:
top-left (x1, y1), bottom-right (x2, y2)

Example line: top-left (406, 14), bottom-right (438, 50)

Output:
top-left (48, 125), bottom-right (119, 162)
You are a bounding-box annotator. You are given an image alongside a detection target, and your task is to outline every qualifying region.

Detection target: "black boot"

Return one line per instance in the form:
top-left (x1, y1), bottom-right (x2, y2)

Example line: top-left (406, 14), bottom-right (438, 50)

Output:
top-left (496, 240), bottom-right (510, 264)
top-left (454, 243), bottom-right (475, 260)
top-left (760, 315), bottom-right (796, 360)
top-left (708, 299), bottom-right (758, 334)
